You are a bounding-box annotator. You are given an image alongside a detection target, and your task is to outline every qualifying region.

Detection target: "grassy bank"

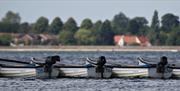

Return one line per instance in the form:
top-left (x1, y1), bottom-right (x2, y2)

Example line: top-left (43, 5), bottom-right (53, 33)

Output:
top-left (0, 46), bottom-right (179, 52)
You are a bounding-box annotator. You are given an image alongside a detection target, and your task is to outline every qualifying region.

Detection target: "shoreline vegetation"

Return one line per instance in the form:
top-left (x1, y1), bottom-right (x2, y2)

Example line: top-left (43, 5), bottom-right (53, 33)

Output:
top-left (0, 11), bottom-right (180, 47)
top-left (0, 46), bottom-right (179, 52)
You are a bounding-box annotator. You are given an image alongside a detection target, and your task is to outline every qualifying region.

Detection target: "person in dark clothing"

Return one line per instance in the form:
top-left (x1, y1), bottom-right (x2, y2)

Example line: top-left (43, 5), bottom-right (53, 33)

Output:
top-left (44, 55), bottom-right (60, 78)
top-left (157, 56), bottom-right (168, 73)
top-left (95, 56), bottom-right (106, 78)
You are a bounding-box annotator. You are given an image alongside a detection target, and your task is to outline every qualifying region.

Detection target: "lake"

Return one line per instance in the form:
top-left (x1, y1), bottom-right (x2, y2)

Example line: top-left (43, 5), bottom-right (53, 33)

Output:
top-left (0, 51), bottom-right (180, 91)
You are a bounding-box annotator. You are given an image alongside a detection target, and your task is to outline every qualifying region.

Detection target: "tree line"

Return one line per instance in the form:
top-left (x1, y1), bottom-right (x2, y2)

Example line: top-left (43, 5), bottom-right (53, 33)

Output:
top-left (0, 10), bottom-right (179, 45)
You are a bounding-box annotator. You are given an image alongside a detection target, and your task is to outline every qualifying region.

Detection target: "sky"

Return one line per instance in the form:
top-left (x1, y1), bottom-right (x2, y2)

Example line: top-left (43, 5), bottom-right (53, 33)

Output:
top-left (0, 0), bottom-right (180, 25)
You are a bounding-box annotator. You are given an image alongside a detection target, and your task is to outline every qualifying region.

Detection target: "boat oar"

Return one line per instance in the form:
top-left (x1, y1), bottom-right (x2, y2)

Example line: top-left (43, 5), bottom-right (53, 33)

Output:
top-left (54, 64), bottom-right (92, 68)
top-left (0, 63), bottom-right (42, 68)
top-left (0, 58), bottom-right (31, 64)
top-left (112, 65), bottom-right (156, 68)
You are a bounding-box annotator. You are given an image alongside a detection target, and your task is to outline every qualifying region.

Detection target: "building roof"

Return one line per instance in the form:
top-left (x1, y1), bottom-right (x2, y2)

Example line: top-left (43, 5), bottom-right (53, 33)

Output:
top-left (138, 36), bottom-right (149, 43)
top-left (39, 34), bottom-right (57, 40)
top-left (114, 35), bottom-right (123, 44)
top-left (114, 35), bottom-right (151, 46)
top-left (124, 35), bottom-right (138, 44)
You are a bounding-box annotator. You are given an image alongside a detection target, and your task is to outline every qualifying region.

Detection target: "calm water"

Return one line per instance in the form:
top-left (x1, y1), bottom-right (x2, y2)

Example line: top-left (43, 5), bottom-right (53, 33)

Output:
top-left (0, 51), bottom-right (180, 91)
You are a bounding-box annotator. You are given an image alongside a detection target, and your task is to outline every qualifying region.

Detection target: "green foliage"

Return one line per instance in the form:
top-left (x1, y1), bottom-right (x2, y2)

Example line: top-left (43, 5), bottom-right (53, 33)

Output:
top-left (33, 16), bottom-right (49, 33)
top-left (139, 26), bottom-right (150, 36)
top-left (158, 31), bottom-right (168, 45)
top-left (0, 35), bottom-right (12, 46)
top-left (166, 27), bottom-right (180, 45)
top-left (80, 18), bottom-right (93, 29)
top-left (2, 11), bottom-right (21, 24)
top-left (59, 31), bottom-right (76, 45)
top-left (92, 20), bottom-right (102, 32)
top-left (148, 29), bottom-right (168, 45)
top-left (49, 17), bottom-right (63, 34)
top-left (0, 10), bottom-right (180, 46)
top-left (112, 12), bottom-right (129, 34)
top-left (97, 20), bottom-right (114, 45)
top-left (74, 29), bottom-right (96, 45)
top-left (63, 17), bottom-right (78, 32)
top-left (126, 17), bottom-right (148, 35)
top-left (161, 13), bottom-right (179, 32)
top-left (0, 22), bottom-right (20, 33)
top-left (148, 10), bottom-right (161, 45)
top-left (0, 11), bottom-right (21, 33)
top-left (151, 10), bottom-right (160, 32)
top-left (59, 17), bottom-right (77, 45)
top-left (19, 22), bottom-right (31, 33)
top-left (126, 19), bottom-right (139, 35)
top-left (147, 29), bottom-right (157, 45)
top-left (90, 20), bottom-right (103, 45)
top-left (133, 17), bottom-right (148, 27)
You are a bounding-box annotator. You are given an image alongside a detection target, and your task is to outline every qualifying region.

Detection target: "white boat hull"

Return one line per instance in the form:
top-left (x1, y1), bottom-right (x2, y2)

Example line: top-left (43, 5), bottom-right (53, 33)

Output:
top-left (0, 67), bottom-right (59, 78)
top-left (0, 68), bottom-right (36, 77)
top-left (58, 67), bottom-right (112, 78)
top-left (1, 67), bottom-right (180, 79)
top-left (59, 68), bottom-right (180, 78)
top-left (59, 68), bottom-right (87, 77)
top-left (112, 68), bottom-right (148, 78)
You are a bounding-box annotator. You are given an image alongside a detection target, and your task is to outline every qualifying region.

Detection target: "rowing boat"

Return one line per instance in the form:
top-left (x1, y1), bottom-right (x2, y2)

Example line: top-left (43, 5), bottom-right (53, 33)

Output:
top-left (0, 68), bottom-right (36, 77)
top-left (0, 58), bottom-right (36, 77)
top-left (0, 55), bottom-right (180, 79)
top-left (55, 56), bottom-right (180, 79)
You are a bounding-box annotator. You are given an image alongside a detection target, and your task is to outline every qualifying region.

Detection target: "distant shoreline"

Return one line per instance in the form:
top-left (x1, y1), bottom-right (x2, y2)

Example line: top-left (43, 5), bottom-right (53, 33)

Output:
top-left (0, 46), bottom-right (179, 52)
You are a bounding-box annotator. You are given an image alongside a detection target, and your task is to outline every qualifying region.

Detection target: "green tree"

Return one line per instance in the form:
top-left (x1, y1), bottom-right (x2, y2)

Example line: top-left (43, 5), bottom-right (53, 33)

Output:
top-left (80, 18), bottom-right (93, 29)
top-left (59, 31), bottom-right (75, 45)
top-left (19, 22), bottom-right (31, 33)
top-left (33, 16), bottom-right (49, 33)
top-left (148, 10), bottom-right (160, 45)
top-left (0, 35), bottom-right (12, 46)
top-left (0, 11), bottom-right (21, 33)
top-left (49, 17), bottom-right (63, 34)
top-left (126, 17), bottom-right (148, 35)
top-left (151, 10), bottom-right (160, 32)
top-left (158, 31), bottom-right (168, 45)
top-left (62, 17), bottom-right (78, 32)
top-left (161, 13), bottom-right (179, 32)
top-left (90, 20), bottom-right (103, 45)
top-left (133, 17), bottom-right (148, 27)
top-left (2, 11), bottom-right (21, 24)
top-left (0, 22), bottom-right (20, 33)
top-left (98, 20), bottom-right (114, 45)
top-left (92, 20), bottom-right (102, 32)
top-left (139, 26), bottom-right (150, 36)
top-left (166, 27), bottom-right (180, 45)
top-left (112, 12), bottom-right (129, 34)
top-left (92, 20), bottom-right (102, 34)
top-left (126, 19), bottom-right (139, 35)
top-left (60, 17), bottom-right (78, 44)
top-left (74, 29), bottom-right (95, 45)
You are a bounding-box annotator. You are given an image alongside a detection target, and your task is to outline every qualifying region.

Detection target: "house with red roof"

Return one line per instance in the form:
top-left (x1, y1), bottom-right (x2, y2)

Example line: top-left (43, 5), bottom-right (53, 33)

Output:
top-left (114, 35), bottom-right (151, 46)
